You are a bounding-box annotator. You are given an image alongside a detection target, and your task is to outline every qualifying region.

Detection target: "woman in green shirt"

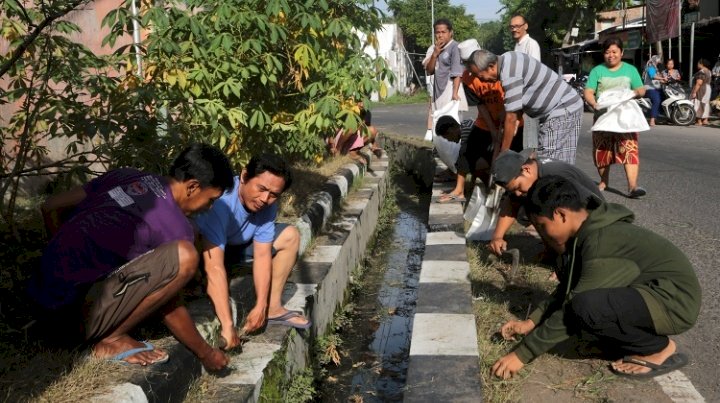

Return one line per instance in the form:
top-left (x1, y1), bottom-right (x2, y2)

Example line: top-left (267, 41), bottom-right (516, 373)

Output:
top-left (583, 38), bottom-right (647, 199)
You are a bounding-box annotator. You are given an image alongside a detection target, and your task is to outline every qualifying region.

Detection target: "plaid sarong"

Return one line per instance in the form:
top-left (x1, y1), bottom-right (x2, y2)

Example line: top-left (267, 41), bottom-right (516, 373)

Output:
top-left (536, 109), bottom-right (582, 164)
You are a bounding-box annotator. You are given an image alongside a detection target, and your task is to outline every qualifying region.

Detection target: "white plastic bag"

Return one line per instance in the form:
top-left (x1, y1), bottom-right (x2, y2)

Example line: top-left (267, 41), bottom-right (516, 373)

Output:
top-left (431, 100), bottom-right (462, 173)
top-left (591, 88), bottom-right (650, 133)
top-left (463, 184), bottom-right (484, 222)
top-left (465, 184), bottom-right (504, 241)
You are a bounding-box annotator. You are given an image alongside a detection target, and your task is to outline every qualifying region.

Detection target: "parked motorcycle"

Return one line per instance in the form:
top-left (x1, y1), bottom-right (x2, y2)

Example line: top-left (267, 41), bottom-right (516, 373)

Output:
top-left (568, 74), bottom-right (593, 112)
top-left (636, 80), bottom-right (695, 126)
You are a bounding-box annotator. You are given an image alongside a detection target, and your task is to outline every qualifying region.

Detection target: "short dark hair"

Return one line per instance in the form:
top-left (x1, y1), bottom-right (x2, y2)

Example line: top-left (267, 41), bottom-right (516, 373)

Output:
top-left (601, 37), bottom-right (624, 52)
top-left (434, 18), bottom-right (453, 32)
top-left (510, 14), bottom-right (527, 24)
top-left (524, 175), bottom-right (588, 219)
top-left (435, 115), bottom-right (460, 137)
top-left (698, 58), bottom-right (710, 68)
top-left (170, 143), bottom-right (234, 192)
top-left (244, 153), bottom-right (293, 192)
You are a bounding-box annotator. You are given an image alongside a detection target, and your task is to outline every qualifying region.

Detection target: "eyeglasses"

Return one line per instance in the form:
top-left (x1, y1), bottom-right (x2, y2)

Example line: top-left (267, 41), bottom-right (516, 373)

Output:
top-left (509, 23), bottom-right (526, 30)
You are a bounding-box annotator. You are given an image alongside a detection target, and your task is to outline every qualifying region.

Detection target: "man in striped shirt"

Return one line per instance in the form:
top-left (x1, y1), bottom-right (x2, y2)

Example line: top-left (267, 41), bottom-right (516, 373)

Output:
top-left (468, 50), bottom-right (583, 164)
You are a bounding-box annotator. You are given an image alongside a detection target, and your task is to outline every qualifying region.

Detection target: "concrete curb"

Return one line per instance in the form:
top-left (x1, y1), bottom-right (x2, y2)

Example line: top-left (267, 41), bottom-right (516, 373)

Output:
top-left (405, 158), bottom-right (483, 402)
top-left (91, 148), bottom-right (390, 402)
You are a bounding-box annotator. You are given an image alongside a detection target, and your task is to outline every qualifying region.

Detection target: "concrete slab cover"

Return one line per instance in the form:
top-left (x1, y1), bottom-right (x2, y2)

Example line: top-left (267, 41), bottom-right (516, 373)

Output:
top-left (303, 245), bottom-right (343, 262)
top-left (409, 313), bottom-right (479, 356)
top-left (425, 231), bottom-right (466, 245)
top-left (419, 260), bottom-right (470, 283)
top-left (415, 282), bottom-right (474, 314)
top-left (345, 197), bottom-right (370, 211)
top-left (217, 342), bottom-right (282, 385)
top-left (429, 202), bottom-right (463, 216)
top-left (405, 355), bottom-right (482, 402)
top-left (281, 283), bottom-right (317, 311)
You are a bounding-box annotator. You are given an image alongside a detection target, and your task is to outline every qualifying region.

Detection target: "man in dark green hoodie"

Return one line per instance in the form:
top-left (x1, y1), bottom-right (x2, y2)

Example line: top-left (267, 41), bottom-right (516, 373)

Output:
top-left (491, 176), bottom-right (701, 379)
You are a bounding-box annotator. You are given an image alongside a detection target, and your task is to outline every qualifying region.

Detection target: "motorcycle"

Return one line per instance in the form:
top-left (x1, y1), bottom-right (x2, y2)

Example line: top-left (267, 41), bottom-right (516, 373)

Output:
top-left (568, 73), bottom-right (593, 112)
top-left (636, 79), bottom-right (695, 126)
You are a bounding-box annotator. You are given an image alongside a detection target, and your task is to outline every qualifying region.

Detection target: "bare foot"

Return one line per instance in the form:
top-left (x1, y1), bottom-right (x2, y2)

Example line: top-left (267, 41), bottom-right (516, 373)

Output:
top-left (93, 334), bottom-right (167, 365)
top-left (598, 182), bottom-right (607, 191)
top-left (610, 339), bottom-right (676, 376)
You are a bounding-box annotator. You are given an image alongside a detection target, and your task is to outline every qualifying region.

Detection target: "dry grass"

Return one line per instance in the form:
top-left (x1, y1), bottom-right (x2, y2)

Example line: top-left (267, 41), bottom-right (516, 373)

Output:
top-left (467, 225), bottom-right (629, 402)
top-left (278, 155), bottom-right (356, 220)
top-left (465, 228), bottom-right (556, 403)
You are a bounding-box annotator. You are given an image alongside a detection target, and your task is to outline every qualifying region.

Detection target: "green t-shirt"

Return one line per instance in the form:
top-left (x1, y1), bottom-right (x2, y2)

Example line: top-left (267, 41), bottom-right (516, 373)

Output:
top-left (585, 62), bottom-right (643, 97)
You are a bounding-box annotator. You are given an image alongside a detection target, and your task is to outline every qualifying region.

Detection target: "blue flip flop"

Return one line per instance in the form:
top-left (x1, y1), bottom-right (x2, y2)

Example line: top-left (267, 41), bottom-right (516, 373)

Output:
top-left (267, 310), bottom-right (312, 330)
top-left (107, 341), bottom-right (169, 365)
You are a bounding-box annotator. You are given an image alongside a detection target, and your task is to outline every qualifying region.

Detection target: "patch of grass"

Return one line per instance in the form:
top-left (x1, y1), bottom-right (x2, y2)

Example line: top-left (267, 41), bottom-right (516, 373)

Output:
top-left (466, 225), bottom-right (629, 402)
top-left (278, 155), bottom-right (355, 220)
top-left (372, 91), bottom-right (430, 106)
top-left (466, 231), bottom-right (555, 403)
top-left (285, 366), bottom-right (316, 402)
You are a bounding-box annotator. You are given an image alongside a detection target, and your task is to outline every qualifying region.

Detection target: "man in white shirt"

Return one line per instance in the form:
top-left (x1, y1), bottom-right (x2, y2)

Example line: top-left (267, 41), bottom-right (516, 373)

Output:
top-left (509, 14), bottom-right (541, 149)
top-left (510, 14), bottom-right (540, 61)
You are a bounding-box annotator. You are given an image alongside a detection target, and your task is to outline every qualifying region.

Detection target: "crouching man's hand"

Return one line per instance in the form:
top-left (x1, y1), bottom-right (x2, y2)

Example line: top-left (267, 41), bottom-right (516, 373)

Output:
top-left (500, 319), bottom-right (535, 340)
top-left (199, 347), bottom-right (230, 371)
top-left (491, 352), bottom-right (524, 379)
top-left (220, 325), bottom-right (242, 350)
top-left (243, 304), bottom-right (267, 333)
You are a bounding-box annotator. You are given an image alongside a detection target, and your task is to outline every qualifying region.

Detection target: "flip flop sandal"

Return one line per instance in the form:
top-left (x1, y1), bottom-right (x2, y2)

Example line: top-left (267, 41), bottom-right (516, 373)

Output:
top-left (106, 341), bottom-right (169, 365)
top-left (267, 310), bottom-right (312, 330)
top-left (628, 187), bottom-right (647, 199)
top-left (610, 352), bottom-right (688, 378)
top-left (437, 194), bottom-right (466, 203)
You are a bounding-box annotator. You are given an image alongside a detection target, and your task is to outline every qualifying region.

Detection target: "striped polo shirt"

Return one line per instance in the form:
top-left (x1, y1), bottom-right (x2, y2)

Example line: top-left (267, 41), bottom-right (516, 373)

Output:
top-left (498, 51), bottom-right (582, 121)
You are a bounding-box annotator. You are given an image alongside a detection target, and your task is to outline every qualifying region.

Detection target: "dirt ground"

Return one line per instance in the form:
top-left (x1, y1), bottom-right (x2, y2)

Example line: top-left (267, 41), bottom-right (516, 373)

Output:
top-left (518, 348), bottom-right (674, 402)
top-left (473, 228), bottom-right (676, 403)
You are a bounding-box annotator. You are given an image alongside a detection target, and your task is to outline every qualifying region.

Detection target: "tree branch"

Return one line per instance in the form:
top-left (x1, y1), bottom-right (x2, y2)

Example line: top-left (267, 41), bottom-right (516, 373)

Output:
top-left (0, 0), bottom-right (88, 79)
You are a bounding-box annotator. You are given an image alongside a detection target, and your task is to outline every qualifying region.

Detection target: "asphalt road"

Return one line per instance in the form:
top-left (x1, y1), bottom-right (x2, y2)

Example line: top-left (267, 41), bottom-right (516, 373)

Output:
top-left (373, 103), bottom-right (720, 401)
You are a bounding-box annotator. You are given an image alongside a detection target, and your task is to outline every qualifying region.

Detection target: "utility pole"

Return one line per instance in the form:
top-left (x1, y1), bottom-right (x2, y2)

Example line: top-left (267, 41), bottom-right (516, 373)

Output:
top-left (431, 0), bottom-right (435, 45)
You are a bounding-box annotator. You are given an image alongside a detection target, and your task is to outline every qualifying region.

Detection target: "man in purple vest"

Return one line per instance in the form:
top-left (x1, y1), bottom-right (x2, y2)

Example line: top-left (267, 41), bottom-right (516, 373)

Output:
top-left (30, 144), bottom-right (234, 369)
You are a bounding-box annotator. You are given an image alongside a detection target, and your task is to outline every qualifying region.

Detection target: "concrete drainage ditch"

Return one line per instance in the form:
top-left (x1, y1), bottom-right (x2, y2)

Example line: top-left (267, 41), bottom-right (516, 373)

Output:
top-left (91, 136), bottom-right (482, 402)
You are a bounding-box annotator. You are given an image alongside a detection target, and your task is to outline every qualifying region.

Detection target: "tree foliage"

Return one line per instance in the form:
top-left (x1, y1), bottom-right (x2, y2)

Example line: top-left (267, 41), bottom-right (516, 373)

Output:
top-left (386, 0), bottom-right (483, 55)
top-left (496, 0), bottom-right (621, 54)
top-left (103, 0), bottom-right (392, 164)
top-left (0, 0), bottom-right (391, 229)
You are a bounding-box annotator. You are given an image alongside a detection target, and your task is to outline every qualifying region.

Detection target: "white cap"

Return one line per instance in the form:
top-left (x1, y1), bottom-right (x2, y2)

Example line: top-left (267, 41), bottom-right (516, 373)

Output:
top-left (458, 39), bottom-right (482, 62)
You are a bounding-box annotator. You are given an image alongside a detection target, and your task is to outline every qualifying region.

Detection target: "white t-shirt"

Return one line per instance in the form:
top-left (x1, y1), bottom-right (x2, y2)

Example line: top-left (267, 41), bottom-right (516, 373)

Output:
top-left (514, 34), bottom-right (541, 61)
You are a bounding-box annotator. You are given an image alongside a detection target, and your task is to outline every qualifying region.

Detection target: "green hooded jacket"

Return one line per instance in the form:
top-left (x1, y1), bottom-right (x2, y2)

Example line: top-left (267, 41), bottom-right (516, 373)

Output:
top-left (514, 203), bottom-right (702, 363)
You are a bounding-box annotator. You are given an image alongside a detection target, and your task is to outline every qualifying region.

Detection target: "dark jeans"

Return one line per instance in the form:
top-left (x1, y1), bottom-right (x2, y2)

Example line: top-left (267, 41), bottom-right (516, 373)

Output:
top-left (646, 88), bottom-right (662, 118)
top-left (569, 287), bottom-right (668, 356)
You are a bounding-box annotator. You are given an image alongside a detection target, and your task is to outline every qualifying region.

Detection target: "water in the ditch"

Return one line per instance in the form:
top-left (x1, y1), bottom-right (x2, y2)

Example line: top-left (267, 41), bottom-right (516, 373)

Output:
top-left (317, 172), bottom-right (430, 402)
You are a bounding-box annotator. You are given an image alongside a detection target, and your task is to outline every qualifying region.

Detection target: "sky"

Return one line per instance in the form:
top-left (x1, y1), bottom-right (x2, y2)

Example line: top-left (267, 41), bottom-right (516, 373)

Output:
top-left (452, 0), bottom-right (504, 22)
top-left (375, 0), bottom-right (504, 23)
